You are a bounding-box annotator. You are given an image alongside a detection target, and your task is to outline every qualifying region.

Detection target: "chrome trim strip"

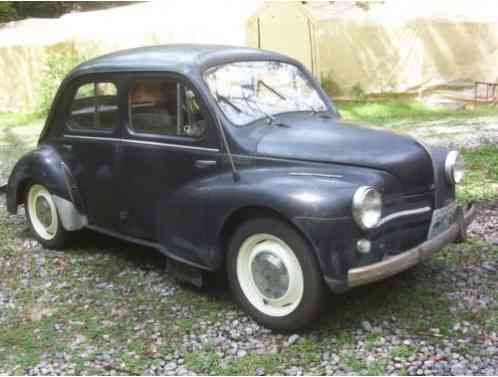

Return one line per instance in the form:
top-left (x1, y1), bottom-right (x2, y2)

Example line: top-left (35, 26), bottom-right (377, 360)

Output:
top-left (63, 134), bottom-right (220, 152)
top-left (289, 172), bottom-right (342, 179)
top-left (378, 206), bottom-right (431, 227)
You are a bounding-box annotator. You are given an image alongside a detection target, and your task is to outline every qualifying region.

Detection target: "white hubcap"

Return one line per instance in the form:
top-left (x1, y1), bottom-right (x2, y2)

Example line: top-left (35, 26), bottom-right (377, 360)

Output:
top-left (237, 233), bottom-right (304, 317)
top-left (27, 184), bottom-right (58, 241)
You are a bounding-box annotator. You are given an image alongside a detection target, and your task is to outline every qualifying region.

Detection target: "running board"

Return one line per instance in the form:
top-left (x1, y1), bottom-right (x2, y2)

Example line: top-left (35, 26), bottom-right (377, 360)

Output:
top-left (166, 258), bottom-right (203, 288)
top-left (85, 224), bottom-right (206, 288)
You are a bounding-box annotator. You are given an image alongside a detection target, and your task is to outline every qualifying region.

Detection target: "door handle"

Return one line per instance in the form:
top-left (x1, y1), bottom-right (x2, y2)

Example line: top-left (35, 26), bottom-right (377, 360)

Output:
top-left (62, 144), bottom-right (73, 151)
top-left (195, 160), bottom-right (217, 168)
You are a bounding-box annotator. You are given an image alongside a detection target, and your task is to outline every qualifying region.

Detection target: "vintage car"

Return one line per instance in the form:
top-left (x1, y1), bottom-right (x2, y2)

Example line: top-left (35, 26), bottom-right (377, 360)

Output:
top-left (7, 45), bottom-right (475, 331)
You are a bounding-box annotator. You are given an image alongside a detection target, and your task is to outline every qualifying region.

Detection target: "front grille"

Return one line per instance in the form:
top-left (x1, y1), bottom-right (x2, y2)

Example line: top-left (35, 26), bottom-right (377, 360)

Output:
top-left (382, 191), bottom-right (434, 218)
top-left (369, 192), bottom-right (434, 259)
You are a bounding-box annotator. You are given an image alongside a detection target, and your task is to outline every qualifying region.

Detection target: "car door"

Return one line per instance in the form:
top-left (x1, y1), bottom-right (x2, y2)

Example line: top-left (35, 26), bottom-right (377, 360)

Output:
top-left (58, 77), bottom-right (122, 231)
top-left (118, 74), bottom-right (221, 257)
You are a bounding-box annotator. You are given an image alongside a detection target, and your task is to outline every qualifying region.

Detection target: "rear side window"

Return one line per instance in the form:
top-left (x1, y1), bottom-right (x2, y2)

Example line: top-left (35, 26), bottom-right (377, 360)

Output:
top-left (129, 79), bottom-right (206, 138)
top-left (68, 82), bottom-right (118, 131)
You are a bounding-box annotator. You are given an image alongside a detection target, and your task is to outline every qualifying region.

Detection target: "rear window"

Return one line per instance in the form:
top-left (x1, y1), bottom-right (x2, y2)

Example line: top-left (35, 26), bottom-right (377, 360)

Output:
top-left (67, 82), bottom-right (118, 131)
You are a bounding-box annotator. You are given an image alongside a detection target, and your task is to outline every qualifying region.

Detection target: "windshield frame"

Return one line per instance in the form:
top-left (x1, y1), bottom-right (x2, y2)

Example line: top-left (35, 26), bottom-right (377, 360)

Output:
top-left (202, 59), bottom-right (335, 127)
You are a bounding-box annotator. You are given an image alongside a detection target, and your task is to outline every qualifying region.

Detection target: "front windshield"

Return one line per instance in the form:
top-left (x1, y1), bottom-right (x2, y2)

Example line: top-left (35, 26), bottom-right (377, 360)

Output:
top-left (204, 61), bottom-right (328, 125)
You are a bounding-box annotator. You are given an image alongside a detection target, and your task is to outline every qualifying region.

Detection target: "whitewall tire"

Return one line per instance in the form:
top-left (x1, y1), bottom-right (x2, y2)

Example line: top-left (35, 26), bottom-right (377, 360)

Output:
top-left (227, 217), bottom-right (324, 331)
top-left (25, 183), bottom-right (68, 249)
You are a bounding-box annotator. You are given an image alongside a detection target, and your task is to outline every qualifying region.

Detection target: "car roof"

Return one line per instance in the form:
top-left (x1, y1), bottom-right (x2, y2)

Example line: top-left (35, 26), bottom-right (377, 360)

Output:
top-left (67, 44), bottom-right (295, 79)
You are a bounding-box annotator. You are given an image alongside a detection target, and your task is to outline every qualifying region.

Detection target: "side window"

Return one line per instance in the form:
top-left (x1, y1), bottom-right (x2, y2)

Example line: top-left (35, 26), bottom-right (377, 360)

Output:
top-left (129, 79), bottom-right (206, 138)
top-left (68, 81), bottom-right (117, 131)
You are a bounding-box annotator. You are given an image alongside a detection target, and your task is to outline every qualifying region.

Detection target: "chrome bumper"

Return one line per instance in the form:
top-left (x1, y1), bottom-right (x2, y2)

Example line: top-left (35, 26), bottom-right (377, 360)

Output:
top-left (347, 203), bottom-right (477, 288)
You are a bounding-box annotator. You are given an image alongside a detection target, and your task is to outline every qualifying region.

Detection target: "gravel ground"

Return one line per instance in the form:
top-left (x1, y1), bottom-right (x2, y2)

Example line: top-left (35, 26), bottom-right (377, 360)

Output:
top-left (469, 202), bottom-right (498, 245)
top-left (406, 118), bottom-right (498, 150)
top-left (0, 195), bottom-right (496, 376)
top-left (0, 118), bottom-right (497, 375)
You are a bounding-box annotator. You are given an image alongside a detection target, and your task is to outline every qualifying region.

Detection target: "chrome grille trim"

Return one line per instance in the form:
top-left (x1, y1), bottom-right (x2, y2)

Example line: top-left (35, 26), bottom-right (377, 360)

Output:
top-left (378, 206), bottom-right (431, 227)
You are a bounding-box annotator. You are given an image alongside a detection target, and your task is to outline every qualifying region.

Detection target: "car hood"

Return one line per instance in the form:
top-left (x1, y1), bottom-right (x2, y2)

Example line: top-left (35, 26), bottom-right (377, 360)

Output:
top-left (255, 114), bottom-right (434, 194)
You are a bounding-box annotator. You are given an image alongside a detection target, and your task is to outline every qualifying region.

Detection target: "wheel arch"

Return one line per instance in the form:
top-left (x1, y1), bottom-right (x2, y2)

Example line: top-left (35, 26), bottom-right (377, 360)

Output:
top-left (215, 205), bottom-right (319, 272)
top-left (7, 146), bottom-right (87, 231)
top-left (16, 177), bottom-right (34, 207)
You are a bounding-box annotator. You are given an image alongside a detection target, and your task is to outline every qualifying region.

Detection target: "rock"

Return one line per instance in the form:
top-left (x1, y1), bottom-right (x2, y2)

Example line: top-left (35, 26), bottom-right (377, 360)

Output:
top-left (366, 355), bottom-right (376, 364)
top-left (164, 362), bottom-right (177, 371)
top-left (286, 334), bottom-right (300, 346)
top-left (361, 321), bottom-right (373, 332)
top-left (486, 346), bottom-right (498, 356)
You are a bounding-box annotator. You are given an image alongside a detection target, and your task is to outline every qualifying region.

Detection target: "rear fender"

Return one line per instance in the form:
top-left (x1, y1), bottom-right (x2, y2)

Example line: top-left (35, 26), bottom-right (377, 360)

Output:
top-left (7, 145), bottom-right (87, 231)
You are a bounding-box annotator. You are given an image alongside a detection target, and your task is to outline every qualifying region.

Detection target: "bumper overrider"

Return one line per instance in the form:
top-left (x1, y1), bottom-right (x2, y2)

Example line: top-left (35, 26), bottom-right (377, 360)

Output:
top-left (347, 203), bottom-right (476, 288)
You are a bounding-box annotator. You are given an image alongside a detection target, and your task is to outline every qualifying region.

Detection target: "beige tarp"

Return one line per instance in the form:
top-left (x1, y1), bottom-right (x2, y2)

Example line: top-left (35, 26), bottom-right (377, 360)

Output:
top-left (0, 1), bottom-right (265, 112)
top-left (249, 1), bottom-right (498, 96)
top-left (2, 1), bottom-right (498, 112)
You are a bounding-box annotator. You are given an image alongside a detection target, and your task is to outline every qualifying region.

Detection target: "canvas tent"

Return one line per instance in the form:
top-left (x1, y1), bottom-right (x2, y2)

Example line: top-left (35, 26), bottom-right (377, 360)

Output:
top-left (247, 1), bottom-right (498, 96)
top-left (2, 0), bottom-right (498, 112)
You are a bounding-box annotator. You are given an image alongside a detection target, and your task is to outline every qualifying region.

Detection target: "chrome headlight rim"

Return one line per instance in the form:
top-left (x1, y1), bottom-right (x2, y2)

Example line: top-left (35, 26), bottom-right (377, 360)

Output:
top-left (445, 150), bottom-right (464, 184)
top-left (352, 186), bottom-right (382, 230)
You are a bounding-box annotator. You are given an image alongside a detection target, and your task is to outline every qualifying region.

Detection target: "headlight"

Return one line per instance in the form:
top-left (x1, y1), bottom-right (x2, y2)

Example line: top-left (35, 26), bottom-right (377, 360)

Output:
top-left (445, 150), bottom-right (464, 184)
top-left (352, 186), bottom-right (382, 230)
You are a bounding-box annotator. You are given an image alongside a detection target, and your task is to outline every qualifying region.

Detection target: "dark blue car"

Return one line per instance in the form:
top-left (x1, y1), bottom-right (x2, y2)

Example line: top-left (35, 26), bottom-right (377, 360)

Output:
top-left (7, 45), bottom-right (475, 331)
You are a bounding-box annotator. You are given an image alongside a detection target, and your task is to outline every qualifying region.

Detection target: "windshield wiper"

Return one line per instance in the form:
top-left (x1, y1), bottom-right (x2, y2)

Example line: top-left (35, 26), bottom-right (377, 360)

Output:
top-left (241, 95), bottom-right (276, 124)
top-left (243, 97), bottom-right (291, 128)
top-left (217, 94), bottom-right (242, 113)
top-left (258, 80), bottom-right (318, 115)
top-left (257, 80), bottom-right (286, 100)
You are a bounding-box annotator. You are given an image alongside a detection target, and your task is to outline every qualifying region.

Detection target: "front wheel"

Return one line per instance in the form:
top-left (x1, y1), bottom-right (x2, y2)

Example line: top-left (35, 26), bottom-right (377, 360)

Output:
top-left (25, 183), bottom-right (69, 249)
top-left (227, 218), bottom-right (324, 332)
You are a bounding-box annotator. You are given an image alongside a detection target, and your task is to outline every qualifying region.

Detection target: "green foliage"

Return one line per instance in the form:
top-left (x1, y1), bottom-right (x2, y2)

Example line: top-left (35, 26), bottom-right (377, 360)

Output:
top-left (321, 74), bottom-right (343, 96)
top-left (38, 46), bottom-right (85, 115)
top-left (0, 112), bottom-right (41, 128)
top-left (0, 2), bottom-right (134, 23)
top-left (351, 83), bottom-right (368, 102)
top-left (0, 2), bottom-right (16, 22)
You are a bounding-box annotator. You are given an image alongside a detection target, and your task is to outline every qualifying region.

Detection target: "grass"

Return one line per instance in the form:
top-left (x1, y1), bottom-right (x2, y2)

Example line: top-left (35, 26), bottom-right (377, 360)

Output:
top-left (0, 112), bottom-right (42, 128)
top-left (337, 99), bottom-right (498, 127)
top-left (458, 147), bottom-right (498, 202)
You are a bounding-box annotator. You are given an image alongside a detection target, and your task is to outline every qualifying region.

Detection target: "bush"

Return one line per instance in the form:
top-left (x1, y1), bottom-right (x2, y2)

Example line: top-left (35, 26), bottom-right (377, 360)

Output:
top-left (38, 45), bottom-right (86, 115)
top-left (351, 83), bottom-right (368, 102)
top-left (321, 74), bottom-right (343, 97)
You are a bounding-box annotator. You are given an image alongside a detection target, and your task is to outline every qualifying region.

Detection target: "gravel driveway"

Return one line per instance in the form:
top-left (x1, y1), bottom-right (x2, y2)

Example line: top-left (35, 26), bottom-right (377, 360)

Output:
top-left (404, 117), bottom-right (498, 150)
top-left (0, 118), bottom-right (496, 375)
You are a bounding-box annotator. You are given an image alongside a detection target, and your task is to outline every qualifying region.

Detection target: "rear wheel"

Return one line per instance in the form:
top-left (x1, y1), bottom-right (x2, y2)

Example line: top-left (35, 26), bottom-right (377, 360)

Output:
top-left (227, 217), bottom-right (324, 331)
top-left (25, 183), bottom-right (68, 249)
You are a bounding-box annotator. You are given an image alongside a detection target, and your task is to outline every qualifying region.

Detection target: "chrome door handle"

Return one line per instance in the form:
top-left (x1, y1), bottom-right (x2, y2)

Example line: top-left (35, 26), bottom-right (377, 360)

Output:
top-left (62, 144), bottom-right (73, 151)
top-left (195, 160), bottom-right (217, 168)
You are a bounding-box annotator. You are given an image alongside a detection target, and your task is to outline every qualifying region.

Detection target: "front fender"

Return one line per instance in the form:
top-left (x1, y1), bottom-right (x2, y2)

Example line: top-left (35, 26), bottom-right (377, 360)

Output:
top-left (205, 161), bottom-right (399, 273)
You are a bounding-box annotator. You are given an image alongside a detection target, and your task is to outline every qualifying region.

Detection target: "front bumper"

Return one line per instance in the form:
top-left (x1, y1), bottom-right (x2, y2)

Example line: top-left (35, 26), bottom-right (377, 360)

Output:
top-left (346, 203), bottom-right (476, 288)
